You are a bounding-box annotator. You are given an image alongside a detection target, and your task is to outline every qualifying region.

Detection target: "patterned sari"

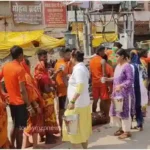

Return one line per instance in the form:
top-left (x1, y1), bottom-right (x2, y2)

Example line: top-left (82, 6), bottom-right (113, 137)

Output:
top-left (140, 58), bottom-right (148, 88)
top-left (140, 58), bottom-right (149, 115)
top-left (130, 51), bottom-right (143, 128)
top-left (108, 52), bottom-right (117, 67)
top-left (21, 60), bottom-right (44, 135)
top-left (0, 88), bottom-right (10, 148)
top-left (34, 61), bottom-right (59, 134)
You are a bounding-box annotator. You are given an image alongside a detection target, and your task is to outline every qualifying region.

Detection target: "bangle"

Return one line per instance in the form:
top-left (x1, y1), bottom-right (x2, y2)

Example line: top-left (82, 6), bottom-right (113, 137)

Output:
top-left (70, 100), bottom-right (75, 104)
top-left (34, 103), bottom-right (39, 109)
top-left (27, 105), bottom-right (33, 111)
top-left (35, 105), bottom-right (39, 109)
top-left (27, 105), bottom-right (32, 109)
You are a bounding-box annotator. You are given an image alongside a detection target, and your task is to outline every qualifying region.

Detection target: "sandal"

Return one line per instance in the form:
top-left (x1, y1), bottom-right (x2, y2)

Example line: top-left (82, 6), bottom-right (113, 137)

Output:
top-left (114, 129), bottom-right (124, 136)
top-left (133, 126), bottom-right (143, 131)
top-left (118, 132), bottom-right (131, 139)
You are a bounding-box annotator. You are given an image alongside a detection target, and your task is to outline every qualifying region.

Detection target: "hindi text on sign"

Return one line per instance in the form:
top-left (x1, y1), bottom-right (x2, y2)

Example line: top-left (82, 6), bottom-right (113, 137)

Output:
top-left (44, 1), bottom-right (67, 28)
top-left (11, 1), bottom-right (42, 25)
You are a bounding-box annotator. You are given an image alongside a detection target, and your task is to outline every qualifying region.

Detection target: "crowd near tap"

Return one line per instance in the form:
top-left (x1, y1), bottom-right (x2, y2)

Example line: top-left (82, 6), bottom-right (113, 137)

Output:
top-left (0, 43), bottom-right (149, 149)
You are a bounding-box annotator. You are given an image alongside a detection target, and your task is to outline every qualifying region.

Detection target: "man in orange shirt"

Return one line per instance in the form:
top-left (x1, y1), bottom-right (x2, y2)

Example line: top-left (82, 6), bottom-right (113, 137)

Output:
top-left (101, 54), bottom-right (114, 117)
top-left (54, 48), bottom-right (71, 127)
top-left (1, 46), bottom-right (34, 149)
top-left (89, 46), bottom-right (111, 118)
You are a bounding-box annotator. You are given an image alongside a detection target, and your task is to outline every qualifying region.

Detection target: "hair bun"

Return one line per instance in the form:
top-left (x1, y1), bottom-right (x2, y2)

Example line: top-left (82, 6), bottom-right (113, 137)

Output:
top-left (79, 51), bottom-right (84, 57)
top-left (72, 50), bottom-right (84, 62)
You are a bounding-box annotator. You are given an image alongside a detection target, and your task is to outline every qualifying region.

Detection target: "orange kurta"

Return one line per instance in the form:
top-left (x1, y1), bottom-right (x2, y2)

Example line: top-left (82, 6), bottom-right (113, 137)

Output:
top-left (89, 55), bottom-right (113, 100)
top-left (89, 55), bottom-right (103, 87)
top-left (2, 60), bottom-right (26, 105)
top-left (106, 63), bottom-right (114, 77)
top-left (67, 61), bottom-right (74, 75)
top-left (54, 59), bottom-right (68, 97)
top-left (106, 63), bottom-right (114, 94)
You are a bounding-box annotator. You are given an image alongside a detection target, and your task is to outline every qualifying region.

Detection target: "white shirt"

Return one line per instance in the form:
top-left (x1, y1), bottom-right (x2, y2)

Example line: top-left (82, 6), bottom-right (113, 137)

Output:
top-left (67, 62), bottom-right (90, 108)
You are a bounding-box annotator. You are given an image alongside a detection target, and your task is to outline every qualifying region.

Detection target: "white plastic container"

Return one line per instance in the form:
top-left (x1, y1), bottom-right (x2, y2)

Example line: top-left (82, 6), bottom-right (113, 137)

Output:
top-left (63, 114), bottom-right (79, 135)
top-left (101, 77), bottom-right (106, 83)
top-left (113, 96), bottom-right (123, 112)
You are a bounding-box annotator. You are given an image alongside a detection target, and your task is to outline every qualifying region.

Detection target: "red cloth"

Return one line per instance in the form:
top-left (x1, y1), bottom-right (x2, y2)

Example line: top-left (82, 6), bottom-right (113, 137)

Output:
top-left (38, 74), bottom-right (53, 92)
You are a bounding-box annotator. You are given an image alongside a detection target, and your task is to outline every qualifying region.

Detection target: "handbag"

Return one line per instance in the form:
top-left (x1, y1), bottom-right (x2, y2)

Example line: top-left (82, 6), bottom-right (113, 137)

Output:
top-left (113, 96), bottom-right (124, 112)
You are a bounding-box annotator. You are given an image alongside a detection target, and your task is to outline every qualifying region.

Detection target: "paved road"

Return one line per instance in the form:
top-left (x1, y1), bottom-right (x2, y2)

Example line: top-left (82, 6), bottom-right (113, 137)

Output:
top-left (7, 106), bottom-right (150, 149)
top-left (53, 107), bottom-right (150, 149)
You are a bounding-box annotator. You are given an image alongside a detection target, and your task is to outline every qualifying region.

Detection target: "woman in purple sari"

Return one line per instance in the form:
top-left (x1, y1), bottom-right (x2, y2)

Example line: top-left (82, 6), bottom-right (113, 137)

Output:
top-left (104, 49), bottom-right (135, 139)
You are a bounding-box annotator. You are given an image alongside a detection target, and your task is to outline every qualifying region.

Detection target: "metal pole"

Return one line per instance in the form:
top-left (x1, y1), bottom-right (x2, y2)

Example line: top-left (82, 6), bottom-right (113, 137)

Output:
top-left (75, 6), bottom-right (80, 49)
top-left (127, 1), bottom-right (134, 48)
top-left (83, 10), bottom-right (88, 55)
top-left (127, 2), bottom-right (131, 48)
top-left (86, 9), bottom-right (92, 56)
top-left (131, 13), bottom-right (134, 48)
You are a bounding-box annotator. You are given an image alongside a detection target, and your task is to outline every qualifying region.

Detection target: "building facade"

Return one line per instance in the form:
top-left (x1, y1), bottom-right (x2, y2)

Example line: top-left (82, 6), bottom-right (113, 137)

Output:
top-left (0, 1), bottom-right (149, 32)
top-left (0, 1), bottom-right (67, 38)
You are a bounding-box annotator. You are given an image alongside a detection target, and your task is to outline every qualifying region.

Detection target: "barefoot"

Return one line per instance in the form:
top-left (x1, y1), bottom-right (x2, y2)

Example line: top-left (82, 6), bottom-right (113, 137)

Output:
top-left (40, 136), bottom-right (45, 142)
top-left (25, 143), bottom-right (33, 148)
top-left (45, 134), bottom-right (57, 144)
top-left (45, 138), bottom-right (56, 144)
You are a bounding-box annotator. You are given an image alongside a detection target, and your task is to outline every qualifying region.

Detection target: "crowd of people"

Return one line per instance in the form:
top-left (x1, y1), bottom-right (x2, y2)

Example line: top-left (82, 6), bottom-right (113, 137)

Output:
top-left (89, 43), bottom-right (149, 140)
top-left (0, 42), bottom-right (149, 149)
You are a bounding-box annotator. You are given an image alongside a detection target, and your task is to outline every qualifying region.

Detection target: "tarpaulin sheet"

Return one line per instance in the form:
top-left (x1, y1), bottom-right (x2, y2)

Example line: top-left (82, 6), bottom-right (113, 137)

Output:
top-left (0, 30), bottom-right (43, 59)
top-left (0, 30), bottom-right (118, 59)
top-left (92, 33), bottom-right (118, 47)
top-left (72, 32), bottom-right (118, 47)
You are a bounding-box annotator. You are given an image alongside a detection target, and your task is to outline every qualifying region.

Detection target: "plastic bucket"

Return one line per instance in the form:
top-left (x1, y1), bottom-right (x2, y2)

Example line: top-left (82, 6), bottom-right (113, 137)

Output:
top-left (63, 114), bottom-right (79, 135)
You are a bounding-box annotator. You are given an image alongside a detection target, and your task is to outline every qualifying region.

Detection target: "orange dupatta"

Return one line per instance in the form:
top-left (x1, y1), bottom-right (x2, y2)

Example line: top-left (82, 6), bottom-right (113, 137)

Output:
top-left (21, 60), bottom-right (44, 107)
top-left (21, 60), bottom-right (45, 135)
top-left (0, 84), bottom-right (10, 148)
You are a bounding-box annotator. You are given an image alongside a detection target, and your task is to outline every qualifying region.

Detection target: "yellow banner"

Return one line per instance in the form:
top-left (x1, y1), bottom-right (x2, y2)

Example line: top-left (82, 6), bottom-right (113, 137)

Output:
top-left (71, 22), bottom-right (96, 33)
